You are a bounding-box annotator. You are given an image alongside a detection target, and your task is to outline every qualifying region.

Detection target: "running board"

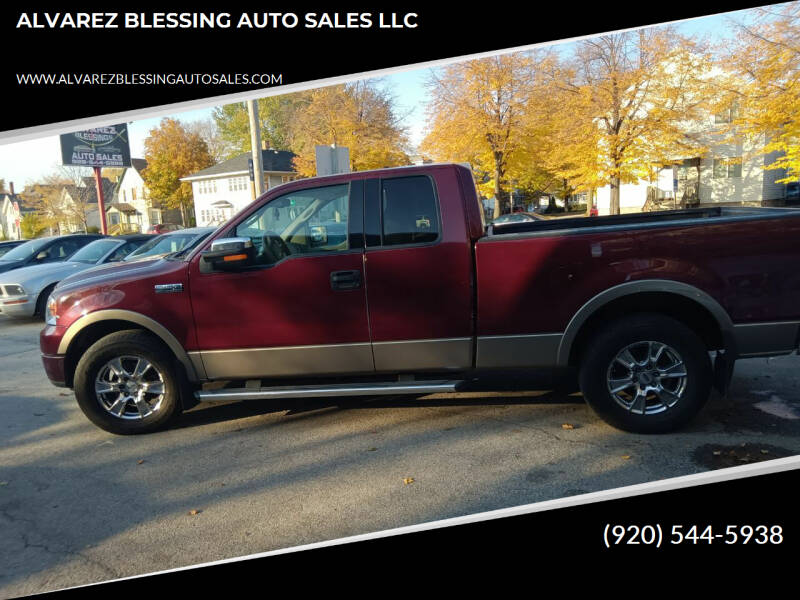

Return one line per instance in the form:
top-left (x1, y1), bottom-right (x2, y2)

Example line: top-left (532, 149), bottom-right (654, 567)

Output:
top-left (195, 380), bottom-right (463, 402)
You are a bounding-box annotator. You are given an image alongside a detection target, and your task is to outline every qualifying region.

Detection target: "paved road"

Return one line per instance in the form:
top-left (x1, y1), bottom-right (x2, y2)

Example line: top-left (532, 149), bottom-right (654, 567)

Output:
top-left (1, 315), bottom-right (799, 596)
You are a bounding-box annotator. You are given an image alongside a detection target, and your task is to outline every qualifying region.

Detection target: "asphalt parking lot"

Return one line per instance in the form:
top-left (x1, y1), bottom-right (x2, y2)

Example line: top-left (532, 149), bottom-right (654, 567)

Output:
top-left (2, 314), bottom-right (800, 596)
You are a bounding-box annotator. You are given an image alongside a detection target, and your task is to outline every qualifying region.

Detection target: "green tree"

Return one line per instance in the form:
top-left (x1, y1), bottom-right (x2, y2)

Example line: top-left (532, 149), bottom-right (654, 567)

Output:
top-left (213, 95), bottom-right (302, 156)
top-left (20, 213), bottom-right (47, 239)
top-left (143, 118), bottom-right (215, 226)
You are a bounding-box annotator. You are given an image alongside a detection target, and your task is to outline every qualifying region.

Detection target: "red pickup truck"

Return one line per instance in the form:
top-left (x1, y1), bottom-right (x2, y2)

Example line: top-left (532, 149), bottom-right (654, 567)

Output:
top-left (40, 163), bottom-right (800, 434)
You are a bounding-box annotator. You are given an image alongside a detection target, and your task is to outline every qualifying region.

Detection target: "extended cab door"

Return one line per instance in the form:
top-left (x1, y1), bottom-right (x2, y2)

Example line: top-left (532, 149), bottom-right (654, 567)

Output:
top-left (188, 180), bottom-right (373, 380)
top-left (363, 168), bottom-right (474, 372)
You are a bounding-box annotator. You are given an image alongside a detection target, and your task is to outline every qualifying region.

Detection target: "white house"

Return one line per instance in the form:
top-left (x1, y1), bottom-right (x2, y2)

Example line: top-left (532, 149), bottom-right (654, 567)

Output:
top-left (113, 159), bottom-right (181, 232)
top-left (181, 149), bottom-right (297, 227)
top-left (0, 184), bottom-right (23, 240)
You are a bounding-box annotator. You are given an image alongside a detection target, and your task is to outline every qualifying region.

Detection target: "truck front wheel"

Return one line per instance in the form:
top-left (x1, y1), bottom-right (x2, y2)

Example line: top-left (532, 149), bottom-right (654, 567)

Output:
top-left (73, 330), bottom-right (183, 434)
top-left (578, 314), bottom-right (713, 433)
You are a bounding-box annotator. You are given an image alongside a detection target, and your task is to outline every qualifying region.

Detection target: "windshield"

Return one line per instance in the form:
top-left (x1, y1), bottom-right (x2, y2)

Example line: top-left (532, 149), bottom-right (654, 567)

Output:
top-left (123, 233), bottom-right (201, 261)
top-left (0, 238), bottom-right (51, 262)
top-left (68, 239), bottom-right (121, 264)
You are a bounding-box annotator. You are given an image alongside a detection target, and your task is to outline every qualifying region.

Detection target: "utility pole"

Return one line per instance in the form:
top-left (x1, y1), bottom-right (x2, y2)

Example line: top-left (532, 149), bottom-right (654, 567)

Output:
top-left (247, 100), bottom-right (265, 199)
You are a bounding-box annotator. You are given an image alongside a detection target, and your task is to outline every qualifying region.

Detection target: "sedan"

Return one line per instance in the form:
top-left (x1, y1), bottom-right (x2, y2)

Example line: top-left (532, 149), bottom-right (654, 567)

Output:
top-left (0, 235), bottom-right (150, 319)
top-left (0, 234), bottom-right (104, 275)
top-left (0, 240), bottom-right (26, 258)
top-left (122, 227), bottom-right (216, 262)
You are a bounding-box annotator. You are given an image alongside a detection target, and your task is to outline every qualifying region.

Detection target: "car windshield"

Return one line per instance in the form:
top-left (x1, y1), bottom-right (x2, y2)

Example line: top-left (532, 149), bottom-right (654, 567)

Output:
top-left (0, 238), bottom-right (51, 262)
top-left (68, 239), bottom-right (121, 264)
top-left (123, 233), bottom-right (200, 261)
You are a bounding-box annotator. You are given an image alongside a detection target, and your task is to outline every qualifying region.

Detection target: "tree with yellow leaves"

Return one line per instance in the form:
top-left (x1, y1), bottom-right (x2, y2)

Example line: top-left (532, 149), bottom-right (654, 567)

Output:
top-left (421, 52), bottom-right (553, 218)
top-left (556, 30), bottom-right (711, 214)
top-left (144, 118), bottom-right (215, 226)
top-left (725, 3), bottom-right (800, 183)
top-left (287, 81), bottom-right (411, 177)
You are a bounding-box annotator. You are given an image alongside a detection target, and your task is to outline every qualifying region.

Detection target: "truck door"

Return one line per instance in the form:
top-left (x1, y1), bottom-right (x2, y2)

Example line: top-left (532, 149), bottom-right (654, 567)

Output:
top-left (188, 180), bottom-right (373, 379)
top-left (363, 170), bottom-right (474, 372)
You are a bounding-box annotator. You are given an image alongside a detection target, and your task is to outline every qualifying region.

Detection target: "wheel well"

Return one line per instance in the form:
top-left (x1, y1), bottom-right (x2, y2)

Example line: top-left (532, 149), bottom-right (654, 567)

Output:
top-left (64, 320), bottom-right (167, 388)
top-left (567, 292), bottom-right (725, 366)
top-left (35, 283), bottom-right (57, 316)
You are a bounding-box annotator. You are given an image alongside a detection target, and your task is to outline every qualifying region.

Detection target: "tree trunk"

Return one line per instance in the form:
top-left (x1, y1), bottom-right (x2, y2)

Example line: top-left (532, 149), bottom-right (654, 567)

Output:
top-left (180, 203), bottom-right (188, 227)
top-left (586, 188), bottom-right (595, 216)
top-left (492, 152), bottom-right (506, 219)
top-left (610, 176), bottom-right (621, 215)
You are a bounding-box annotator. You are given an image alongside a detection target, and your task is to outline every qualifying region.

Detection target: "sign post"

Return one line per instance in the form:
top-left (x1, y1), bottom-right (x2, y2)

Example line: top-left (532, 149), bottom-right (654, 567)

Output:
top-left (60, 124), bottom-right (131, 235)
top-left (315, 145), bottom-right (350, 176)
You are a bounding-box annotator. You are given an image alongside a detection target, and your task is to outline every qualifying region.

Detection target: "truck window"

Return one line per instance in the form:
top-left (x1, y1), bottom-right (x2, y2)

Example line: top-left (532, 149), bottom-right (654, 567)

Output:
top-left (381, 176), bottom-right (440, 246)
top-left (236, 183), bottom-right (350, 265)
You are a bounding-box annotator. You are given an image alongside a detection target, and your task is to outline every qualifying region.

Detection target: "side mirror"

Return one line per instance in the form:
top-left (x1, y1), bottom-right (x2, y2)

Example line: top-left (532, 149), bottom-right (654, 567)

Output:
top-left (199, 237), bottom-right (255, 273)
top-left (310, 225), bottom-right (328, 245)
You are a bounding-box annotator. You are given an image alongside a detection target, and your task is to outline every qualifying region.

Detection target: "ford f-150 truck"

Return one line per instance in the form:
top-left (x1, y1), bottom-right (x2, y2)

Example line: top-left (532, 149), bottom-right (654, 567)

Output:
top-left (39, 163), bottom-right (800, 434)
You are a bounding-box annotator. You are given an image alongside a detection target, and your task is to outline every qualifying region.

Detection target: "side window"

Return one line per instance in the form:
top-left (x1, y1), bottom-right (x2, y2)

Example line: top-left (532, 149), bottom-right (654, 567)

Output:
top-left (381, 176), bottom-right (439, 246)
top-left (235, 183), bottom-right (350, 266)
top-left (107, 240), bottom-right (144, 262)
top-left (45, 239), bottom-right (82, 261)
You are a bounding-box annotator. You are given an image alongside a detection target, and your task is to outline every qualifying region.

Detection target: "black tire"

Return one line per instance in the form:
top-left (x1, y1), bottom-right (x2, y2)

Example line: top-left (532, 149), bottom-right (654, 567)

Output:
top-left (35, 283), bottom-right (57, 320)
top-left (578, 313), bottom-right (713, 433)
top-left (73, 330), bottom-right (184, 434)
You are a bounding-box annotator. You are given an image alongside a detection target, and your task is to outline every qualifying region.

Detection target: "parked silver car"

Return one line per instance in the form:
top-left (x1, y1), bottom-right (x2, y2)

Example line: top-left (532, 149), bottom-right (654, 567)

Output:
top-left (121, 227), bottom-right (216, 263)
top-left (0, 235), bottom-right (151, 319)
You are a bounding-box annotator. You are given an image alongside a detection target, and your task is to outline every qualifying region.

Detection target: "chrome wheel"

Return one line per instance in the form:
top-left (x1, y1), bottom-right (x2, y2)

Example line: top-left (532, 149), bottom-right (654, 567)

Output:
top-left (94, 355), bottom-right (166, 420)
top-left (606, 341), bottom-right (688, 415)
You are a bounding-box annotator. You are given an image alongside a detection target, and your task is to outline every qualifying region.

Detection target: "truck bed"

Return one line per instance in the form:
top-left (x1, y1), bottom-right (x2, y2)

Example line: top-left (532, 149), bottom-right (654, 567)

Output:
top-left (488, 206), bottom-right (800, 238)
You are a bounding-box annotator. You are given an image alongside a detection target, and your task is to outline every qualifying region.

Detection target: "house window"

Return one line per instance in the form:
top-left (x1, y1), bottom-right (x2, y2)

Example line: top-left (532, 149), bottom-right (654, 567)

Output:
top-left (713, 157), bottom-right (742, 179)
top-left (228, 176), bottom-right (247, 191)
top-left (132, 188), bottom-right (137, 201)
top-left (122, 190), bottom-right (127, 202)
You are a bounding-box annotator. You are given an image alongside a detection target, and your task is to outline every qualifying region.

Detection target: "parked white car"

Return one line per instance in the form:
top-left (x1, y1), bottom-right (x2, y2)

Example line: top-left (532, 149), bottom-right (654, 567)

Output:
top-left (0, 235), bottom-right (151, 319)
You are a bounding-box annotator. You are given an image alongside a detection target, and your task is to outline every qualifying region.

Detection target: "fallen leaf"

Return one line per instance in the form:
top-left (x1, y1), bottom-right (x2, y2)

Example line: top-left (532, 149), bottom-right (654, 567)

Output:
top-left (621, 455), bottom-right (631, 460)
top-left (137, 460), bottom-right (145, 465)
top-left (561, 423), bottom-right (574, 430)
top-left (59, 393), bottom-right (70, 397)
top-left (188, 509), bottom-right (202, 516)
top-left (760, 449), bottom-right (769, 455)
top-left (0, 481), bottom-right (8, 486)
top-left (368, 447), bottom-right (378, 452)
top-left (402, 477), bottom-right (415, 485)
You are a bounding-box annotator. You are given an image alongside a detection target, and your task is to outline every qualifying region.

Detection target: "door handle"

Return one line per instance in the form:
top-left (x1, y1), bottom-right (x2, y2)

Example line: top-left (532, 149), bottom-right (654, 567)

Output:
top-left (330, 270), bottom-right (362, 290)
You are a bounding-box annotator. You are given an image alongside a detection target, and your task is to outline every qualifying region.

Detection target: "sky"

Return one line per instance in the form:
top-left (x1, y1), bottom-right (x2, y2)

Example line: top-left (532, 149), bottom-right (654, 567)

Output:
top-left (0, 6), bottom-right (761, 192)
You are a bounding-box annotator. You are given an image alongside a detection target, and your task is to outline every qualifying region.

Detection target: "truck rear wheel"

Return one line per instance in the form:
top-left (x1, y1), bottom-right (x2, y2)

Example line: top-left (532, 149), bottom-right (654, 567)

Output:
top-left (73, 330), bottom-right (183, 434)
top-left (578, 314), bottom-right (713, 433)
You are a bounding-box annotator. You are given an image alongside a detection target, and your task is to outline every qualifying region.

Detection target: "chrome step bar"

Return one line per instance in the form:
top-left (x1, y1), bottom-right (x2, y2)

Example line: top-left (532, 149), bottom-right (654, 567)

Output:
top-left (195, 380), bottom-right (463, 403)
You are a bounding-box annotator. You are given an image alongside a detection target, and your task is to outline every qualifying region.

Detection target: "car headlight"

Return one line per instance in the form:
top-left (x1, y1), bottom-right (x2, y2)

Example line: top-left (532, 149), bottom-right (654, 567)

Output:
top-left (45, 295), bottom-right (59, 325)
top-left (3, 284), bottom-right (25, 296)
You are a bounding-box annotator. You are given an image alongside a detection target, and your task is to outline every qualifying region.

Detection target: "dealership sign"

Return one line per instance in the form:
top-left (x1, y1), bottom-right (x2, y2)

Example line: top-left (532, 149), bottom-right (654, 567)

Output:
top-left (60, 124), bottom-right (131, 168)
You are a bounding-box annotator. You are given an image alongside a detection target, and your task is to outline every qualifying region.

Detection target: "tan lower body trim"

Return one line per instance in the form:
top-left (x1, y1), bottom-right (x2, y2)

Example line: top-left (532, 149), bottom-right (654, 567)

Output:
top-left (372, 338), bottom-right (473, 371)
top-left (192, 342), bottom-right (374, 379)
top-left (475, 334), bottom-right (562, 368)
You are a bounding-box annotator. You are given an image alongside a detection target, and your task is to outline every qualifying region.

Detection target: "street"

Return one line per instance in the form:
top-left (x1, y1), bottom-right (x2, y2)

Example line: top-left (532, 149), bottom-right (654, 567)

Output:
top-left (1, 314), bottom-right (799, 596)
